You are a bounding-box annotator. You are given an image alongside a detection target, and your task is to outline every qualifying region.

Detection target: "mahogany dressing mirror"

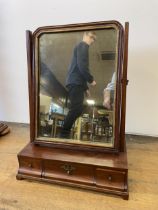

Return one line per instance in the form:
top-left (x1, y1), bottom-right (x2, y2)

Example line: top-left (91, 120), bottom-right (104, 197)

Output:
top-left (34, 21), bottom-right (124, 153)
top-left (17, 21), bottom-right (129, 199)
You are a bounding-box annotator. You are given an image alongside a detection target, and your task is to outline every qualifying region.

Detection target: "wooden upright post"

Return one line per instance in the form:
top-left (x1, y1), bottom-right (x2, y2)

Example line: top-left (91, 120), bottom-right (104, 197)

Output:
top-left (120, 22), bottom-right (129, 152)
top-left (26, 30), bottom-right (35, 142)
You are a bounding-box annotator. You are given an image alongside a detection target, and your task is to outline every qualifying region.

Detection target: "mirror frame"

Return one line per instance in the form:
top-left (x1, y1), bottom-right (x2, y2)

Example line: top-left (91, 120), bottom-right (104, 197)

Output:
top-left (27, 20), bottom-right (125, 153)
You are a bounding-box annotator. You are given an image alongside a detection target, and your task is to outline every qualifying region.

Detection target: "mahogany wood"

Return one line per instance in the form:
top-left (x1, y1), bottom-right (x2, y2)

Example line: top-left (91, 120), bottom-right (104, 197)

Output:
top-left (26, 30), bottom-right (35, 142)
top-left (17, 143), bottom-right (129, 199)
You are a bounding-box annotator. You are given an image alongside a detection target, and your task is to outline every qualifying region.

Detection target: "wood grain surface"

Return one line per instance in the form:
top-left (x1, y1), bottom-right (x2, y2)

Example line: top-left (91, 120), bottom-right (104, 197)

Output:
top-left (0, 122), bottom-right (158, 209)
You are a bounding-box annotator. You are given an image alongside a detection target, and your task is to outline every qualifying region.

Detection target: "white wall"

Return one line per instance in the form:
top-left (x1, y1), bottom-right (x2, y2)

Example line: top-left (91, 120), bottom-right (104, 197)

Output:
top-left (40, 94), bottom-right (52, 114)
top-left (0, 0), bottom-right (158, 136)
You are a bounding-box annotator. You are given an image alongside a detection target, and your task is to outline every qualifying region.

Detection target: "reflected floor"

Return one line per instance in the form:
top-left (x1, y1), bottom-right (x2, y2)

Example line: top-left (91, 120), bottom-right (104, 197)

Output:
top-left (37, 136), bottom-right (113, 147)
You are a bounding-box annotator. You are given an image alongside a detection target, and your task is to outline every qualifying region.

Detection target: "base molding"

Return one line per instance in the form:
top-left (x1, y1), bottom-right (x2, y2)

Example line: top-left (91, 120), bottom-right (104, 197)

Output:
top-left (17, 143), bottom-right (129, 200)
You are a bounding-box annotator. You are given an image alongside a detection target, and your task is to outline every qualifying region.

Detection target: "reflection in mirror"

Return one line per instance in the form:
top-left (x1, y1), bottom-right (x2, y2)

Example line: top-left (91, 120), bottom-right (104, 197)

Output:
top-left (38, 27), bottom-right (118, 147)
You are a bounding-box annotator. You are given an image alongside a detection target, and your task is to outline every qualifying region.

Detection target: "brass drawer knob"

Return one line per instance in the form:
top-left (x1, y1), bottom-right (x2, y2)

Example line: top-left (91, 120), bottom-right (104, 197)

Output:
top-left (108, 175), bottom-right (112, 181)
top-left (28, 163), bottom-right (32, 168)
top-left (61, 164), bottom-right (76, 175)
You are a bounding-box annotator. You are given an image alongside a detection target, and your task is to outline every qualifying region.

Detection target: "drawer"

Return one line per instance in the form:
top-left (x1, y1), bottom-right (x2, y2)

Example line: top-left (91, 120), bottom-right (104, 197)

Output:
top-left (43, 160), bottom-right (94, 185)
top-left (95, 168), bottom-right (126, 191)
top-left (18, 157), bottom-right (42, 177)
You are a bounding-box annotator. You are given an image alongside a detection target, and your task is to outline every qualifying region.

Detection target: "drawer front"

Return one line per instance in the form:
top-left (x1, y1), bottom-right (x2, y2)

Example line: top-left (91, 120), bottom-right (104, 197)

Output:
top-left (43, 160), bottom-right (94, 185)
top-left (95, 168), bottom-right (126, 191)
top-left (18, 157), bottom-right (42, 177)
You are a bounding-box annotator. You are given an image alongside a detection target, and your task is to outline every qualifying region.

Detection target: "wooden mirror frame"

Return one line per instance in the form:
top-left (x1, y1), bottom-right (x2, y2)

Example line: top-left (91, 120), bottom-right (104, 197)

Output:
top-left (17, 21), bottom-right (129, 199)
top-left (28, 20), bottom-right (126, 153)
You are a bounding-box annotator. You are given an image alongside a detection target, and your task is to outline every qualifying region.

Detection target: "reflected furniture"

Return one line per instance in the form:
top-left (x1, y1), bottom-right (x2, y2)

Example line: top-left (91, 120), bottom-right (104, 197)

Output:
top-left (80, 113), bottom-right (113, 142)
top-left (50, 113), bottom-right (65, 137)
top-left (17, 21), bottom-right (129, 199)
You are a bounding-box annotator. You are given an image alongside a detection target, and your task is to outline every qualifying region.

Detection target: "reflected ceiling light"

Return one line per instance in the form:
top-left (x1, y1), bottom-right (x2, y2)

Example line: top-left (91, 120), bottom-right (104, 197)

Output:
top-left (86, 99), bottom-right (95, 105)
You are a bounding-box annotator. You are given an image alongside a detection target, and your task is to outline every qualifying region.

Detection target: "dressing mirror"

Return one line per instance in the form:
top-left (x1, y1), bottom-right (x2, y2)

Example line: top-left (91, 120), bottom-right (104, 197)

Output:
top-left (34, 22), bottom-right (124, 152)
top-left (17, 21), bottom-right (129, 199)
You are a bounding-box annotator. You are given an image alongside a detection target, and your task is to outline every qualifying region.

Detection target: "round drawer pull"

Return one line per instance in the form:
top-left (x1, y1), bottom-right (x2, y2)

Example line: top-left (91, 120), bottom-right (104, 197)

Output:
top-left (28, 163), bottom-right (32, 168)
top-left (108, 175), bottom-right (112, 181)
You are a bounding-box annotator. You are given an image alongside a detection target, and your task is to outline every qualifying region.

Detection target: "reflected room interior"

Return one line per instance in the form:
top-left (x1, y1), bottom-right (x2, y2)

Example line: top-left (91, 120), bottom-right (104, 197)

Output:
top-left (38, 28), bottom-right (118, 146)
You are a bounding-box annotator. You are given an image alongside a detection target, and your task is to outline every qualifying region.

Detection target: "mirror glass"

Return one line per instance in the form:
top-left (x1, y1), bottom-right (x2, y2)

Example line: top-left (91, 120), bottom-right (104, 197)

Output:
top-left (37, 27), bottom-right (119, 147)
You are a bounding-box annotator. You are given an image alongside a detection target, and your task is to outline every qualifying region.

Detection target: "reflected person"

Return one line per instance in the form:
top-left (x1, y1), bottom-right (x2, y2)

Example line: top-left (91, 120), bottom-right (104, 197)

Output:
top-left (60, 31), bottom-right (97, 138)
top-left (103, 72), bottom-right (116, 110)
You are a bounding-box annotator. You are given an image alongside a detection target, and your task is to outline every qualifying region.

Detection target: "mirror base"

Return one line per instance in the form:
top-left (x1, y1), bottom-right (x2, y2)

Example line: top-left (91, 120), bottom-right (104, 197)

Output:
top-left (17, 143), bottom-right (129, 199)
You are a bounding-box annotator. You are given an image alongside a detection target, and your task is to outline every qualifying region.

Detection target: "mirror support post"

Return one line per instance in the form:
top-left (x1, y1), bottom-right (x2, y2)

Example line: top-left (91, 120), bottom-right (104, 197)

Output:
top-left (120, 22), bottom-right (129, 152)
top-left (26, 30), bottom-right (35, 142)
